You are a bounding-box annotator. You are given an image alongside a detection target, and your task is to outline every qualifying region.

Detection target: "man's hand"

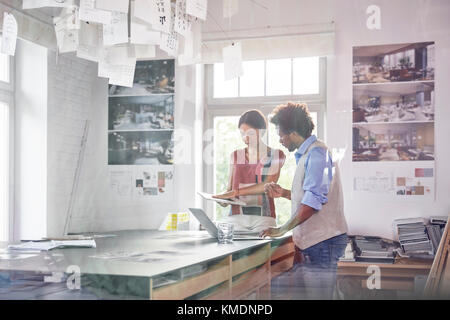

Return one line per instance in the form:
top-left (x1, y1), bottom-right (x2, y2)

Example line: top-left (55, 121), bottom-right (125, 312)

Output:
top-left (259, 226), bottom-right (286, 238)
top-left (264, 182), bottom-right (285, 198)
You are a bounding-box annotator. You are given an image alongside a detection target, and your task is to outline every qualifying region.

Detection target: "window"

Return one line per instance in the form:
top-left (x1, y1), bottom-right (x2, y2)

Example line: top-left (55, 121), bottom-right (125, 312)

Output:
top-left (210, 57), bottom-right (321, 100)
top-left (0, 102), bottom-right (9, 241)
top-left (0, 46), bottom-right (13, 241)
top-left (206, 56), bottom-right (326, 224)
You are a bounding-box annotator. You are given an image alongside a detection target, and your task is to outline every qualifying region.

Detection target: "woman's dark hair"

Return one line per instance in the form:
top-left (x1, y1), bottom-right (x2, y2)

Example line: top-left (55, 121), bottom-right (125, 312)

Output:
top-left (238, 109), bottom-right (267, 130)
top-left (269, 102), bottom-right (315, 138)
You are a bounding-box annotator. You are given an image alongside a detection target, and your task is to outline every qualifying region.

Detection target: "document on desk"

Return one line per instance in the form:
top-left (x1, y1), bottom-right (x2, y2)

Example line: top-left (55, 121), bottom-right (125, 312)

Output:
top-left (8, 239), bottom-right (97, 251)
top-left (197, 192), bottom-right (247, 206)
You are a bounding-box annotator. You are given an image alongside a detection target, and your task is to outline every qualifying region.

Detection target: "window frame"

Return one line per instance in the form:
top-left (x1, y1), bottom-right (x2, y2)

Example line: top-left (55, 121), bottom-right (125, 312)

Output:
top-left (0, 54), bottom-right (14, 242)
top-left (206, 57), bottom-right (326, 106)
top-left (203, 57), bottom-right (327, 220)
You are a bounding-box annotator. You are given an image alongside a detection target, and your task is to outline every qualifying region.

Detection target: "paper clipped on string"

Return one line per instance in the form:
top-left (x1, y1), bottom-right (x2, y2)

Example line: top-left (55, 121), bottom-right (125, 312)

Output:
top-left (223, 42), bottom-right (244, 81)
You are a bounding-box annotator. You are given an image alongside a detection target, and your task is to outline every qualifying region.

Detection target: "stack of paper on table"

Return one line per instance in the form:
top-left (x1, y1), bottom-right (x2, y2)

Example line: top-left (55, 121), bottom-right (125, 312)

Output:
top-left (8, 239), bottom-right (96, 251)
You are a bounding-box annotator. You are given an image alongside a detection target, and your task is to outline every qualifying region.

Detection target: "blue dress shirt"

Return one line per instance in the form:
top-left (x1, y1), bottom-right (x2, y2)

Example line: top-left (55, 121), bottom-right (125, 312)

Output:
top-left (294, 135), bottom-right (333, 211)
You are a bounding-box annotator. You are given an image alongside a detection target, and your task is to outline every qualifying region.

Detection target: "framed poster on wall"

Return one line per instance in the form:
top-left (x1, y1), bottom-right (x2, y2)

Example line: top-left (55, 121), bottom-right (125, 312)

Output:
top-left (352, 42), bottom-right (435, 200)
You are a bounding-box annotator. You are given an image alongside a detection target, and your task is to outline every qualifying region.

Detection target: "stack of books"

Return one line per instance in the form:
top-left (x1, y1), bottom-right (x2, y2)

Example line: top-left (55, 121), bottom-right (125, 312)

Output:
top-left (352, 236), bottom-right (396, 263)
top-left (426, 216), bottom-right (448, 253)
top-left (394, 218), bottom-right (433, 257)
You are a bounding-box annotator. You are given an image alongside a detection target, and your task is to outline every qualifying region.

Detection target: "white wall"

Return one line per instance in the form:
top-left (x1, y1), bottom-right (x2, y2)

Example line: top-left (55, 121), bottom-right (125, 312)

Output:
top-left (14, 39), bottom-right (48, 240)
top-left (203, 0), bottom-right (450, 239)
top-left (329, 0), bottom-right (450, 239)
top-left (46, 52), bottom-right (97, 237)
top-left (68, 58), bottom-right (200, 233)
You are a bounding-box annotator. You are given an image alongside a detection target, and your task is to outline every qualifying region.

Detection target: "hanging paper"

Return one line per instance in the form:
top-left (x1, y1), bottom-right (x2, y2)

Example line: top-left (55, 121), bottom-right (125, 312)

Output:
top-left (54, 7), bottom-right (80, 53)
top-left (134, 44), bottom-right (156, 59)
top-left (103, 12), bottom-right (128, 46)
top-left (174, 0), bottom-right (192, 36)
top-left (134, 0), bottom-right (171, 33)
top-left (222, 42), bottom-right (243, 81)
top-left (23, 0), bottom-right (75, 9)
top-left (79, 0), bottom-right (112, 25)
top-left (95, 0), bottom-right (129, 13)
top-left (223, 0), bottom-right (239, 18)
top-left (160, 7), bottom-right (178, 57)
top-left (186, 0), bottom-right (207, 21)
top-left (77, 22), bottom-right (104, 62)
top-left (130, 1), bottom-right (161, 45)
top-left (1, 13), bottom-right (18, 56)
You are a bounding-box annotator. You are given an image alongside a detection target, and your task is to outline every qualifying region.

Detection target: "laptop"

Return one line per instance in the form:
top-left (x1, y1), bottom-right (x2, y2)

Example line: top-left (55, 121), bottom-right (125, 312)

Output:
top-left (188, 208), bottom-right (266, 241)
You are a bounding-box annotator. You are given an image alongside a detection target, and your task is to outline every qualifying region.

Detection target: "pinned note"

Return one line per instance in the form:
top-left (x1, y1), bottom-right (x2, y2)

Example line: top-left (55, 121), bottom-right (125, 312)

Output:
top-left (1, 13), bottom-right (18, 56)
top-left (130, 1), bottom-right (161, 45)
top-left (79, 0), bottom-right (112, 25)
top-left (54, 7), bottom-right (80, 53)
top-left (23, 0), bottom-right (75, 9)
top-left (223, 0), bottom-right (239, 18)
top-left (99, 45), bottom-right (136, 87)
top-left (177, 20), bottom-right (201, 66)
top-left (134, 44), bottom-right (156, 59)
top-left (160, 7), bottom-right (178, 57)
top-left (174, 0), bottom-right (192, 36)
top-left (77, 22), bottom-right (104, 62)
top-left (186, 0), bottom-right (207, 21)
top-left (103, 12), bottom-right (128, 46)
top-left (223, 42), bottom-right (243, 81)
top-left (96, 0), bottom-right (129, 13)
top-left (134, 0), bottom-right (171, 33)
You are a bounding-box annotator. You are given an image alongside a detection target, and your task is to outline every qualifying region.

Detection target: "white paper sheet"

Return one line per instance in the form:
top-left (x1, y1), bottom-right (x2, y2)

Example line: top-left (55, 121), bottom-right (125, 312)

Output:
top-left (104, 45), bottom-right (134, 65)
top-left (160, 32), bottom-right (178, 57)
top-left (100, 45), bottom-right (136, 83)
top-left (174, 0), bottom-right (192, 36)
top-left (23, 0), bottom-right (75, 9)
top-left (134, 0), bottom-right (171, 33)
top-left (177, 19), bottom-right (202, 66)
top-left (109, 169), bottom-right (133, 196)
top-left (130, 1), bottom-right (161, 45)
top-left (223, 0), bottom-right (239, 18)
top-left (133, 0), bottom-right (153, 24)
top-left (223, 42), bottom-right (243, 81)
top-left (79, 0), bottom-right (112, 25)
top-left (1, 13), bottom-right (18, 56)
top-left (186, 0), bottom-right (207, 21)
top-left (77, 22), bottom-right (104, 62)
top-left (134, 44), bottom-right (156, 59)
top-left (96, 0), bottom-right (129, 13)
top-left (103, 12), bottom-right (128, 46)
top-left (54, 6), bottom-right (80, 53)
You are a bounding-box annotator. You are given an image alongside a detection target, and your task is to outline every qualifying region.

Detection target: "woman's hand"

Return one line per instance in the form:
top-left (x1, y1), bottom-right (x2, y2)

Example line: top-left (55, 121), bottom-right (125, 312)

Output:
top-left (264, 182), bottom-right (285, 198)
top-left (213, 190), bottom-right (237, 199)
top-left (259, 226), bottom-right (286, 238)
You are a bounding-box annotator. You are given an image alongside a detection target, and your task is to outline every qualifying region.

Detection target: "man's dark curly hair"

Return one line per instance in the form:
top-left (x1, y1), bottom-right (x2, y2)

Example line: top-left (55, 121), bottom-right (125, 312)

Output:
top-left (269, 102), bottom-right (315, 138)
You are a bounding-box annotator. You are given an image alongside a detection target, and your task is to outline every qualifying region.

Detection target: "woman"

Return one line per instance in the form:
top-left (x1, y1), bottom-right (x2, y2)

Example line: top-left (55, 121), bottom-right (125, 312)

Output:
top-left (213, 110), bottom-right (286, 231)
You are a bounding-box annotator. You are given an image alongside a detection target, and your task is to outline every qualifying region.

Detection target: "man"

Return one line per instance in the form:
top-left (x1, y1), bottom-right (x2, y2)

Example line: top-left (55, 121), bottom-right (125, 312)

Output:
top-left (260, 102), bottom-right (348, 299)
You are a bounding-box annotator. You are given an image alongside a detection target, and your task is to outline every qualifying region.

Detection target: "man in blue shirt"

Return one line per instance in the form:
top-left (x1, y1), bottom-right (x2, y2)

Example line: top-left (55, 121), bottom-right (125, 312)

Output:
top-left (260, 101), bottom-right (348, 299)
